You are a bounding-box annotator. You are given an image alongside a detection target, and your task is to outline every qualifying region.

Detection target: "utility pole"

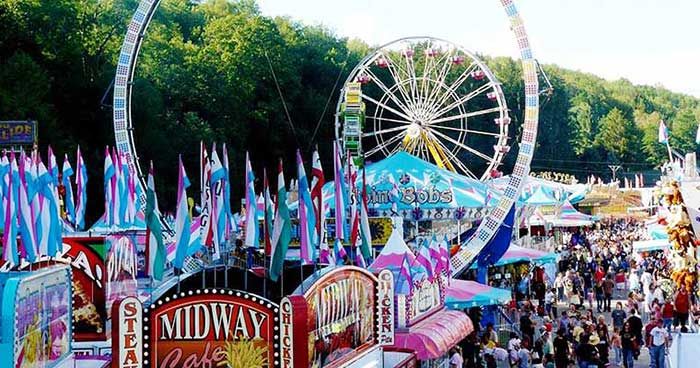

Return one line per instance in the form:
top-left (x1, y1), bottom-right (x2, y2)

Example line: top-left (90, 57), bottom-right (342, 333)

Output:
top-left (608, 165), bottom-right (622, 183)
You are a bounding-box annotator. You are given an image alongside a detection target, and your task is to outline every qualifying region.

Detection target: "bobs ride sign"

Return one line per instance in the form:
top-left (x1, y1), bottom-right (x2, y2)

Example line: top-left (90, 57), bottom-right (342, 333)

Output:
top-left (113, 289), bottom-right (280, 368)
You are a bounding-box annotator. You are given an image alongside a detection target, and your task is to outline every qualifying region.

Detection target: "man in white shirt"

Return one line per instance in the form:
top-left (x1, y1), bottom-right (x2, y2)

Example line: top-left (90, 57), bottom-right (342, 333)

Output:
top-left (649, 319), bottom-right (669, 368)
top-left (640, 269), bottom-right (653, 294)
top-left (545, 288), bottom-right (556, 317)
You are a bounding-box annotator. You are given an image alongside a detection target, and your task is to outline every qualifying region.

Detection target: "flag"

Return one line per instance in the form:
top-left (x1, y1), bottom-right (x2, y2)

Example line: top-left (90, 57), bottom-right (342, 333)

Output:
top-left (210, 147), bottom-right (225, 261)
top-left (696, 124), bottom-right (700, 145)
top-left (334, 238), bottom-right (347, 265)
top-left (263, 169), bottom-right (274, 256)
top-left (333, 141), bottom-right (348, 241)
top-left (18, 155), bottom-right (39, 262)
top-left (222, 143), bottom-right (233, 238)
top-left (103, 147), bottom-right (115, 226)
top-left (439, 235), bottom-right (450, 277)
top-left (174, 156), bottom-right (192, 270)
top-left (62, 154), bottom-right (75, 223)
top-left (2, 153), bottom-right (19, 265)
top-left (359, 169), bottom-right (372, 260)
top-left (355, 241), bottom-right (366, 268)
top-left (297, 150), bottom-right (316, 265)
top-left (37, 159), bottom-right (61, 257)
top-left (127, 171), bottom-right (137, 225)
top-left (269, 160), bottom-right (291, 282)
top-left (0, 154), bottom-right (8, 231)
top-left (47, 146), bottom-right (58, 185)
top-left (244, 152), bottom-right (259, 249)
top-left (428, 235), bottom-right (442, 274)
top-left (145, 162), bottom-right (165, 280)
top-left (311, 148), bottom-right (325, 245)
top-left (111, 147), bottom-right (122, 227)
top-left (75, 146), bottom-right (87, 230)
top-left (658, 120), bottom-right (669, 144)
top-left (200, 144), bottom-right (214, 248)
top-left (416, 239), bottom-right (434, 280)
top-left (319, 239), bottom-right (333, 265)
top-left (399, 253), bottom-right (412, 293)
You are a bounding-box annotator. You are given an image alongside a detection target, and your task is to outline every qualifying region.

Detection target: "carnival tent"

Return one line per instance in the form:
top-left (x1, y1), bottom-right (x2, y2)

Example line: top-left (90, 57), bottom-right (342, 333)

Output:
top-left (445, 279), bottom-right (512, 308)
top-left (526, 199), bottom-right (597, 227)
top-left (471, 244), bottom-right (557, 268)
top-left (304, 152), bottom-right (499, 220)
top-left (492, 176), bottom-right (589, 205)
top-left (632, 239), bottom-right (670, 253)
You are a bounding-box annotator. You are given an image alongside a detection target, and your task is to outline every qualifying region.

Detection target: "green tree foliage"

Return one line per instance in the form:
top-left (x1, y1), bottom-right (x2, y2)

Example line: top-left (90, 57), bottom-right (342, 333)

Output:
top-left (1, 0), bottom-right (699, 222)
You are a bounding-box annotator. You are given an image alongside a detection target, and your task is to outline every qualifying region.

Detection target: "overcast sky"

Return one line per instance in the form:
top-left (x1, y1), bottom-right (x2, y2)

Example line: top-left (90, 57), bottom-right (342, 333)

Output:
top-left (257, 0), bottom-right (700, 97)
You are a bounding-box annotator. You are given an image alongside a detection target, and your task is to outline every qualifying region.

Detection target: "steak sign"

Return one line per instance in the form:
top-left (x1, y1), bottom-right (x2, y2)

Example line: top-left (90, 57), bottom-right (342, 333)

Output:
top-left (143, 289), bottom-right (280, 368)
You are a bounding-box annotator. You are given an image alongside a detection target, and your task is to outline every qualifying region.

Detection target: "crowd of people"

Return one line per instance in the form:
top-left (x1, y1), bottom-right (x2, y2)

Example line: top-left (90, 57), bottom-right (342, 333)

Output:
top-left (453, 218), bottom-right (695, 368)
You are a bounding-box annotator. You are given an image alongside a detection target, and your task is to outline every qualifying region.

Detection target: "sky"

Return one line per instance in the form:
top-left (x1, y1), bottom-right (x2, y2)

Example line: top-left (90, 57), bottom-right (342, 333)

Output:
top-left (257, 0), bottom-right (700, 97)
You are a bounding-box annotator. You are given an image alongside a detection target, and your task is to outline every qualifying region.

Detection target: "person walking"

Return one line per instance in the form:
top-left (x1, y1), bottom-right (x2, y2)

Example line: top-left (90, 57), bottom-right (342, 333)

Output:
top-left (449, 346), bottom-right (464, 368)
top-left (612, 302), bottom-right (627, 331)
top-left (611, 326), bottom-right (622, 367)
top-left (626, 309), bottom-right (643, 358)
top-left (553, 328), bottom-right (569, 368)
top-left (603, 275), bottom-right (615, 312)
top-left (662, 298), bottom-right (674, 332)
top-left (621, 322), bottom-right (636, 368)
top-left (648, 318), bottom-right (670, 368)
top-left (674, 286), bottom-right (690, 330)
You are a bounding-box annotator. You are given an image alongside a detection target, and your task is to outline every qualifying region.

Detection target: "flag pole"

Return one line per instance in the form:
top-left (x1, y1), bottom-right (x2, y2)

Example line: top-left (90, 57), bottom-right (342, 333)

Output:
top-left (666, 141), bottom-right (674, 163)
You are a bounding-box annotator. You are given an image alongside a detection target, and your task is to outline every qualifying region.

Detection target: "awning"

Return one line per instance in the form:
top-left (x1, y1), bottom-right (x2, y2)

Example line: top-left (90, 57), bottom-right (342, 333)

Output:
top-left (470, 244), bottom-right (558, 268)
top-left (445, 279), bottom-right (512, 309)
top-left (393, 309), bottom-right (473, 360)
top-left (632, 239), bottom-right (669, 253)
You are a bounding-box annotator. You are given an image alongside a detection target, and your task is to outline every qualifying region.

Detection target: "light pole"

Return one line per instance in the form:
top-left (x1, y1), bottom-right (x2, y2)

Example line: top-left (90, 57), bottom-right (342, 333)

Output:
top-left (608, 165), bottom-right (622, 183)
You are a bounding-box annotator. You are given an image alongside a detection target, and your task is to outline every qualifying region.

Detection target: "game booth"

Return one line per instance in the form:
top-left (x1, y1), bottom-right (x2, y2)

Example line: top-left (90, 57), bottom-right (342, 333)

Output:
top-left (370, 222), bottom-right (474, 368)
top-left (0, 265), bottom-right (110, 368)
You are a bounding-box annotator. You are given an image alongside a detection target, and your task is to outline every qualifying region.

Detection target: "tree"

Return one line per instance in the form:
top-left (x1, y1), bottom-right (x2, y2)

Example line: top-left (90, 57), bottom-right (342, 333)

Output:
top-left (595, 108), bottom-right (640, 163)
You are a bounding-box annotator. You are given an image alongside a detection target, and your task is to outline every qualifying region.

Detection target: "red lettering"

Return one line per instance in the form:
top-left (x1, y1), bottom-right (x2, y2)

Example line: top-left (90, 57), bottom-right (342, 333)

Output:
top-left (122, 349), bottom-right (139, 365)
top-left (124, 333), bottom-right (137, 349)
top-left (158, 342), bottom-right (225, 368)
top-left (124, 301), bottom-right (137, 316)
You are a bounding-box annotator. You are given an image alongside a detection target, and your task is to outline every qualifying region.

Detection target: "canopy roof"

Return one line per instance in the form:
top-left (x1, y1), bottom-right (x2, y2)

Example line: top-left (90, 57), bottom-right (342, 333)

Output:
top-left (471, 244), bottom-right (557, 268)
top-left (446, 279), bottom-right (512, 309)
top-left (314, 152), bottom-right (498, 220)
top-left (492, 176), bottom-right (589, 205)
top-left (632, 239), bottom-right (669, 253)
top-left (392, 309), bottom-right (474, 360)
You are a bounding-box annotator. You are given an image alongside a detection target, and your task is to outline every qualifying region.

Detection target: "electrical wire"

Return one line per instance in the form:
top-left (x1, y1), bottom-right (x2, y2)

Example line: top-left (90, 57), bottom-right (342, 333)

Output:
top-left (264, 51), bottom-right (300, 147)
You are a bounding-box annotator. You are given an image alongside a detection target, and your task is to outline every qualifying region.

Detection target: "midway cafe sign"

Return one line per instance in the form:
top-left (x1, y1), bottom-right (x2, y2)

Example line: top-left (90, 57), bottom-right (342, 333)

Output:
top-left (280, 267), bottom-right (394, 368)
top-left (139, 289), bottom-right (280, 368)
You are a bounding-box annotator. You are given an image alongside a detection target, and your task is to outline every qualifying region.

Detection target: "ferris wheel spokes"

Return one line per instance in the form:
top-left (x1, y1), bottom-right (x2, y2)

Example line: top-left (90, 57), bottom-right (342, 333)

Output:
top-left (429, 128), bottom-right (495, 163)
top-left (430, 106), bottom-right (503, 126)
top-left (362, 68), bottom-right (414, 118)
top-left (361, 93), bottom-right (414, 122)
top-left (423, 61), bottom-right (480, 118)
top-left (429, 82), bottom-right (496, 121)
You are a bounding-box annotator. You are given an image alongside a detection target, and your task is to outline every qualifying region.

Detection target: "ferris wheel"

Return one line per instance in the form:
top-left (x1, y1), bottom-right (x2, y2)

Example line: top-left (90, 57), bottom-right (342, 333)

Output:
top-left (336, 37), bottom-right (511, 181)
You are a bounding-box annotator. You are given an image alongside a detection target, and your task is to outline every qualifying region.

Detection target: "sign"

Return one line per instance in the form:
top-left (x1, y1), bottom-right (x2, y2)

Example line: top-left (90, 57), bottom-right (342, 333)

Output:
top-left (376, 269), bottom-right (395, 346)
top-left (146, 289), bottom-right (279, 368)
top-left (112, 296), bottom-right (143, 368)
top-left (279, 296), bottom-right (308, 368)
top-left (9, 266), bottom-right (72, 367)
top-left (0, 120), bottom-right (37, 145)
top-left (18, 237), bottom-right (109, 341)
top-left (302, 267), bottom-right (378, 368)
top-left (408, 278), bottom-right (441, 325)
top-left (106, 235), bottom-right (138, 314)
